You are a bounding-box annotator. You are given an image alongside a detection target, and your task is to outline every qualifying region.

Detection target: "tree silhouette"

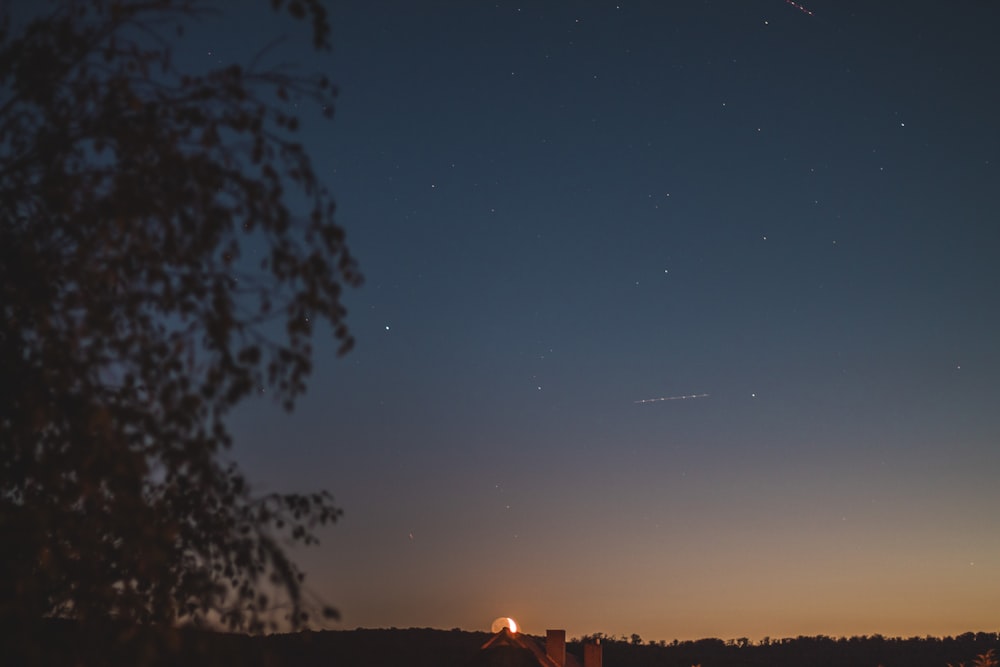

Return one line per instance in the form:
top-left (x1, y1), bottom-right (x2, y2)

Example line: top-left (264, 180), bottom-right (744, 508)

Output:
top-left (974, 649), bottom-right (999, 667)
top-left (0, 0), bottom-right (361, 650)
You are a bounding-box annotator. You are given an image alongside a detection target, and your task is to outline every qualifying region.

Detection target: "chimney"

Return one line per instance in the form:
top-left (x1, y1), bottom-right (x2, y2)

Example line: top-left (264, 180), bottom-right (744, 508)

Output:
top-left (584, 639), bottom-right (602, 667)
top-left (546, 629), bottom-right (566, 667)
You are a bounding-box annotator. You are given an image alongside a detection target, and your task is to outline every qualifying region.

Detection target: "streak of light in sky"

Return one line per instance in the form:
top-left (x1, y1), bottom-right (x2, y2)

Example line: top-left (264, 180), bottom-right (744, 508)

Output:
top-left (633, 393), bottom-right (710, 404)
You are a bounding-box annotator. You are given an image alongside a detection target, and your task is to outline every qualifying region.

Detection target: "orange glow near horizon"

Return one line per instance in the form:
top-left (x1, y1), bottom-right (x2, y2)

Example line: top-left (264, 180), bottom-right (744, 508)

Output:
top-left (491, 616), bottom-right (518, 634)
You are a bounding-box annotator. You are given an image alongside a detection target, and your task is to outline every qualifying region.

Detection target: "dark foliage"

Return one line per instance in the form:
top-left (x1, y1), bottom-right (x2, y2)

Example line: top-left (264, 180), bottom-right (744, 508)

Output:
top-left (0, 0), bottom-right (360, 652)
top-left (590, 631), bottom-right (1000, 667)
top-left (11, 625), bottom-right (1000, 667)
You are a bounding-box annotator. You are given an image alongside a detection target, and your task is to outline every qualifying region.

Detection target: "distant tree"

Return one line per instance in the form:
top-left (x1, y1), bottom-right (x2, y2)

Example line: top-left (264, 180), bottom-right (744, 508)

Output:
top-left (630, 633), bottom-right (642, 645)
top-left (0, 0), bottom-right (360, 652)
top-left (974, 649), bottom-right (999, 667)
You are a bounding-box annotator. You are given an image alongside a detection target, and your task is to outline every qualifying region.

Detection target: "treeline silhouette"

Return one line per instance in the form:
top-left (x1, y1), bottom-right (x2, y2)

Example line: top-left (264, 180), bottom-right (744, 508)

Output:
top-left (586, 632), bottom-right (1000, 667)
top-left (12, 621), bottom-right (1000, 667)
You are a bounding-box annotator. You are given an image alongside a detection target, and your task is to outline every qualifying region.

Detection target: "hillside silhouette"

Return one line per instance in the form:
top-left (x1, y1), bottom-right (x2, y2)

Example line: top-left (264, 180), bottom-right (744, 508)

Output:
top-left (10, 622), bottom-right (1000, 667)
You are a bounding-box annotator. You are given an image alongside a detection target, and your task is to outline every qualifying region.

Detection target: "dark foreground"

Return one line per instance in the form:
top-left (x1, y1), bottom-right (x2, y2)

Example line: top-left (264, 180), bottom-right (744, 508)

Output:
top-left (8, 621), bottom-right (1000, 667)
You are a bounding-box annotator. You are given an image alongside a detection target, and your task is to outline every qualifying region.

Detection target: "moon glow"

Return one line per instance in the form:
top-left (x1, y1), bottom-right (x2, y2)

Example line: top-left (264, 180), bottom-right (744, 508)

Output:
top-left (490, 616), bottom-right (518, 633)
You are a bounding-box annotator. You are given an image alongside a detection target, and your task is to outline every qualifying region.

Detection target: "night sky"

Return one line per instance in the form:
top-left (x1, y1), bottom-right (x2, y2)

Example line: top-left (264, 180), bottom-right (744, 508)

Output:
top-left (210, 0), bottom-right (999, 642)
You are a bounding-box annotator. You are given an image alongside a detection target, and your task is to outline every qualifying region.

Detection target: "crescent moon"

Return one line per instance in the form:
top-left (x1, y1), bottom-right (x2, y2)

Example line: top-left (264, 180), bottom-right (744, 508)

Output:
top-left (491, 616), bottom-right (519, 633)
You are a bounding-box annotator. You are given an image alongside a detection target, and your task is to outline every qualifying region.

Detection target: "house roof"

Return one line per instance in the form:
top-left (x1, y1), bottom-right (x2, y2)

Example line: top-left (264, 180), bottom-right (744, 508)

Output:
top-left (473, 628), bottom-right (583, 667)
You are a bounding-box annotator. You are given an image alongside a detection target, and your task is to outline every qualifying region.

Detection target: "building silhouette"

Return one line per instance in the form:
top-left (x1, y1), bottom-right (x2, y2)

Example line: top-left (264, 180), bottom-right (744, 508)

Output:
top-left (471, 628), bottom-right (602, 667)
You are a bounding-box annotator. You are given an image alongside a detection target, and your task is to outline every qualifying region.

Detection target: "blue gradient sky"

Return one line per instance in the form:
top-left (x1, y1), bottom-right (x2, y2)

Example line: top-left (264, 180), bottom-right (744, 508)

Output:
top-left (214, 0), bottom-right (1000, 641)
